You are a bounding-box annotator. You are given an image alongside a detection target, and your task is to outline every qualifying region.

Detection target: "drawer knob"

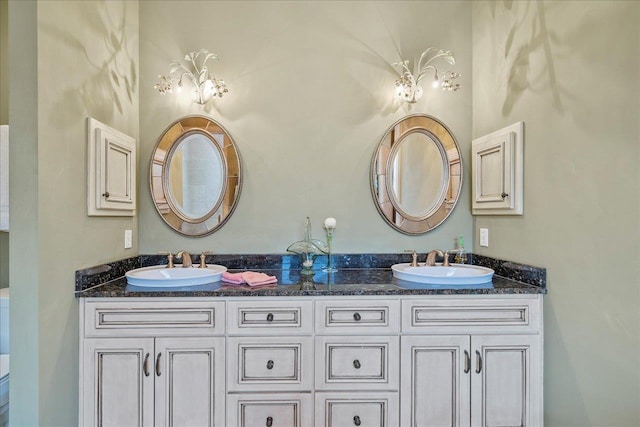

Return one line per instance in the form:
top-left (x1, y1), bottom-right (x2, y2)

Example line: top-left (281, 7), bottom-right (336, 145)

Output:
top-left (266, 360), bottom-right (274, 370)
top-left (353, 415), bottom-right (361, 426)
top-left (266, 416), bottom-right (273, 426)
top-left (353, 312), bottom-right (361, 321)
top-left (266, 313), bottom-right (274, 322)
top-left (353, 359), bottom-right (361, 369)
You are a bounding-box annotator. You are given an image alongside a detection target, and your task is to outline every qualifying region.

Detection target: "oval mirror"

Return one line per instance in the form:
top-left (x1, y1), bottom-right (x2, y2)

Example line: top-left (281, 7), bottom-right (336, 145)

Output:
top-left (370, 114), bottom-right (462, 234)
top-left (150, 115), bottom-right (242, 236)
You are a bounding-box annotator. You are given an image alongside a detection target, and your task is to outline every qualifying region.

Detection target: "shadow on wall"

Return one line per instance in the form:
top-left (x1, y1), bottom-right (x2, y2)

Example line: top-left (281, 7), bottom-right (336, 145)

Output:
top-left (491, 0), bottom-right (565, 116)
top-left (39, 1), bottom-right (136, 125)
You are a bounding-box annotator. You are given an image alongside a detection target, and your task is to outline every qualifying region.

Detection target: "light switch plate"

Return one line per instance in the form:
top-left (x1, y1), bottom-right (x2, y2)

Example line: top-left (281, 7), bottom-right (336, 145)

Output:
top-left (124, 229), bottom-right (132, 249)
top-left (479, 228), bottom-right (489, 247)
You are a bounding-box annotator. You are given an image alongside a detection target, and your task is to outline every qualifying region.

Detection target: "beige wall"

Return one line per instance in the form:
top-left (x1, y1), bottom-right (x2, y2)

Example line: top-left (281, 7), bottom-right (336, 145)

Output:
top-left (472, 1), bottom-right (640, 425)
top-left (138, 1), bottom-right (473, 254)
top-left (0, 0), bottom-right (8, 289)
top-left (9, 0), bottom-right (139, 424)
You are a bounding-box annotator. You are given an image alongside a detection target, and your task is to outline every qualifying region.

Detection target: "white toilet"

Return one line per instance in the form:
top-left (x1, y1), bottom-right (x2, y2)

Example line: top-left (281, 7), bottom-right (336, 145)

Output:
top-left (0, 287), bottom-right (9, 426)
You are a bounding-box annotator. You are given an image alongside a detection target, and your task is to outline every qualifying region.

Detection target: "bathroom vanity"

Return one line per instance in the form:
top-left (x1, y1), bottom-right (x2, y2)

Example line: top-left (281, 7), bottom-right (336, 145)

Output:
top-left (76, 256), bottom-right (545, 427)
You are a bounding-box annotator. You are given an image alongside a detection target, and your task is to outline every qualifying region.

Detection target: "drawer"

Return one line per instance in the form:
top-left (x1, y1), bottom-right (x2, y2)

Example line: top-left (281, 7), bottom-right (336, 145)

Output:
top-left (226, 393), bottom-right (312, 427)
top-left (227, 336), bottom-right (313, 392)
top-left (402, 297), bottom-right (542, 334)
top-left (315, 300), bottom-right (400, 334)
top-left (83, 298), bottom-right (225, 337)
top-left (227, 300), bottom-right (313, 334)
top-left (315, 336), bottom-right (399, 390)
top-left (315, 392), bottom-right (399, 427)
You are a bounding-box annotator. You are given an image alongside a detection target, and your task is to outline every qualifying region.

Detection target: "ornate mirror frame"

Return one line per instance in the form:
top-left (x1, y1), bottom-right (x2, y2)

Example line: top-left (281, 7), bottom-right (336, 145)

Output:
top-left (370, 114), bottom-right (462, 235)
top-left (150, 115), bottom-right (242, 237)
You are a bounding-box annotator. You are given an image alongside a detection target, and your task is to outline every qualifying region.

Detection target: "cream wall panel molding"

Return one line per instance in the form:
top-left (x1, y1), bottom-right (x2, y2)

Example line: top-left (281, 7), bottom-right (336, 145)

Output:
top-left (0, 125), bottom-right (8, 230)
top-left (472, 122), bottom-right (523, 215)
top-left (87, 118), bottom-right (136, 216)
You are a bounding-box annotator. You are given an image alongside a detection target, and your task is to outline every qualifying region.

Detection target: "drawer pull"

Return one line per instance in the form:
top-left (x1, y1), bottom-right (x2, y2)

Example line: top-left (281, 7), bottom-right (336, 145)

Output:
top-left (475, 350), bottom-right (482, 374)
top-left (143, 353), bottom-right (150, 377)
top-left (464, 350), bottom-right (470, 374)
top-left (353, 312), bottom-right (362, 321)
top-left (156, 352), bottom-right (162, 377)
top-left (266, 416), bottom-right (273, 426)
top-left (353, 359), bottom-right (361, 369)
top-left (266, 313), bottom-right (274, 322)
top-left (266, 359), bottom-right (274, 370)
top-left (353, 415), bottom-right (361, 426)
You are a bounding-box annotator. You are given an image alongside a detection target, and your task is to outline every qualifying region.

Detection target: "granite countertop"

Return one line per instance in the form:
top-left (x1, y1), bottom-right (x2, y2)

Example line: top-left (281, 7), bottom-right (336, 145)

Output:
top-left (75, 253), bottom-right (546, 298)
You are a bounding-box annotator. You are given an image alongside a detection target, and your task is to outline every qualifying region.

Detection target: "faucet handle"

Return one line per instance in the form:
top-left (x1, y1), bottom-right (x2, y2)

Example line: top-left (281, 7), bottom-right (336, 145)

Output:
top-left (404, 249), bottom-right (418, 267)
top-left (199, 251), bottom-right (214, 268)
top-left (158, 251), bottom-right (174, 268)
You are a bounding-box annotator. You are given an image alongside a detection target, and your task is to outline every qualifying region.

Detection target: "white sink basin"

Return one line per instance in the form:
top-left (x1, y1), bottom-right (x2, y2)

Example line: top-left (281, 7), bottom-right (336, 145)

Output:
top-left (391, 263), bottom-right (494, 285)
top-left (126, 265), bottom-right (227, 287)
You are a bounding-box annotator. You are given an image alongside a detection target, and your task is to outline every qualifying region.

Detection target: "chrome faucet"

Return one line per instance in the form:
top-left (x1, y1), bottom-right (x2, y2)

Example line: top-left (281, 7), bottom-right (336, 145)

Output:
top-left (176, 250), bottom-right (192, 268)
top-left (425, 249), bottom-right (451, 267)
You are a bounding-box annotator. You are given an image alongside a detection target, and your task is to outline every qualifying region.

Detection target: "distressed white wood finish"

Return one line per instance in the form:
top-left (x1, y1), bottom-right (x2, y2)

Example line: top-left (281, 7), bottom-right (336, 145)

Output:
top-left (315, 299), bottom-right (399, 334)
top-left (82, 338), bottom-right (155, 427)
top-left (315, 335), bottom-right (399, 391)
top-left (402, 297), bottom-right (541, 334)
top-left (401, 335), bottom-right (471, 427)
top-left (84, 299), bottom-right (225, 337)
top-left (87, 117), bottom-right (136, 216)
top-left (154, 337), bottom-right (225, 427)
top-left (80, 295), bottom-right (543, 426)
top-left (471, 334), bottom-right (542, 427)
top-left (315, 392), bottom-right (398, 427)
top-left (227, 336), bottom-right (313, 392)
top-left (226, 393), bottom-right (313, 427)
top-left (472, 121), bottom-right (524, 215)
top-left (227, 299), bottom-right (313, 334)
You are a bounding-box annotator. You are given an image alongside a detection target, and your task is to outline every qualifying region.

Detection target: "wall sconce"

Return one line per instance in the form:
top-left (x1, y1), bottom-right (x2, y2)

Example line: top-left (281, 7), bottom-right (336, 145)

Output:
top-left (394, 48), bottom-right (461, 103)
top-left (154, 49), bottom-right (228, 104)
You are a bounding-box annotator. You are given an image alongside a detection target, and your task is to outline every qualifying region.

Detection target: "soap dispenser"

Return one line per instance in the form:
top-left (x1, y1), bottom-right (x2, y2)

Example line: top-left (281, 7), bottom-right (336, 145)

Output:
top-left (455, 235), bottom-right (468, 264)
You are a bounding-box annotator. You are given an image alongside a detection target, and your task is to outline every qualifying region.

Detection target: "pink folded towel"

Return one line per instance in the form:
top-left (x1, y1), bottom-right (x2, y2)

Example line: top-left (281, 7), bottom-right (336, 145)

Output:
top-left (222, 271), bottom-right (278, 287)
top-left (242, 271), bottom-right (277, 286)
top-left (222, 272), bottom-right (246, 285)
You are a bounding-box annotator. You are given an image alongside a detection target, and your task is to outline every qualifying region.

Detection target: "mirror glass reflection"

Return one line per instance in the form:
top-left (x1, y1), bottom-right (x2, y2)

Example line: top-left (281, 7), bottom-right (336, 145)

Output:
top-left (168, 133), bottom-right (224, 219)
top-left (389, 131), bottom-right (446, 219)
top-left (370, 114), bottom-right (462, 235)
top-left (151, 116), bottom-right (242, 237)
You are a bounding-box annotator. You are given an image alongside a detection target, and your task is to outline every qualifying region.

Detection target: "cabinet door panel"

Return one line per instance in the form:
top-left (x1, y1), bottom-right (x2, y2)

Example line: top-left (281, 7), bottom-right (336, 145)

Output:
top-left (471, 335), bottom-right (542, 427)
top-left (83, 338), bottom-right (154, 427)
top-left (155, 337), bottom-right (225, 427)
top-left (226, 393), bottom-right (312, 427)
top-left (401, 336), bottom-right (470, 427)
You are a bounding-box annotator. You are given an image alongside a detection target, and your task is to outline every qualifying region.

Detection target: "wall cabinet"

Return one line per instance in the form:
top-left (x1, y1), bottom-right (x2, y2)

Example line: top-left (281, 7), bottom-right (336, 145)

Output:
top-left (79, 295), bottom-right (542, 426)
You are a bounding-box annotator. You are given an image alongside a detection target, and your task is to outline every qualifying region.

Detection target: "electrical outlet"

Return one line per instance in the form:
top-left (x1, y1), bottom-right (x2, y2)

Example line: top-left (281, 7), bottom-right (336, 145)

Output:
top-left (124, 229), bottom-right (132, 249)
top-left (479, 228), bottom-right (489, 247)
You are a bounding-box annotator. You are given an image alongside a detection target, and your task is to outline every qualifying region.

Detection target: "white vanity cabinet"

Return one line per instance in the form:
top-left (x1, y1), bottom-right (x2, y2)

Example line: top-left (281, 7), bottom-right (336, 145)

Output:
top-left (79, 294), bottom-right (543, 427)
top-left (401, 297), bottom-right (543, 427)
top-left (79, 299), bottom-right (226, 427)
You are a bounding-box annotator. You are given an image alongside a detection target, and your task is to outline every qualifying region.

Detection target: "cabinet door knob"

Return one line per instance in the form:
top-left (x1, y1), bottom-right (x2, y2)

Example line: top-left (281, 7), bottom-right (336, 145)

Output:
top-left (464, 350), bottom-right (470, 374)
top-left (353, 359), bottom-right (361, 369)
top-left (156, 352), bottom-right (162, 377)
top-left (353, 415), bottom-right (361, 426)
top-left (102, 192), bottom-right (110, 198)
top-left (475, 350), bottom-right (482, 374)
top-left (266, 360), bottom-right (274, 370)
top-left (266, 416), bottom-right (273, 426)
top-left (143, 353), bottom-right (150, 377)
top-left (266, 313), bottom-right (274, 322)
top-left (353, 312), bottom-right (361, 321)
top-left (501, 192), bottom-right (508, 199)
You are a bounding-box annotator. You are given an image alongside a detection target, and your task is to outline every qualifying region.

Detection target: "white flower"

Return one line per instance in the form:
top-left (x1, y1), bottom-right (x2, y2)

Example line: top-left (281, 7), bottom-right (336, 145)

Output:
top-left (324, 217), bottom-right (336, 229)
